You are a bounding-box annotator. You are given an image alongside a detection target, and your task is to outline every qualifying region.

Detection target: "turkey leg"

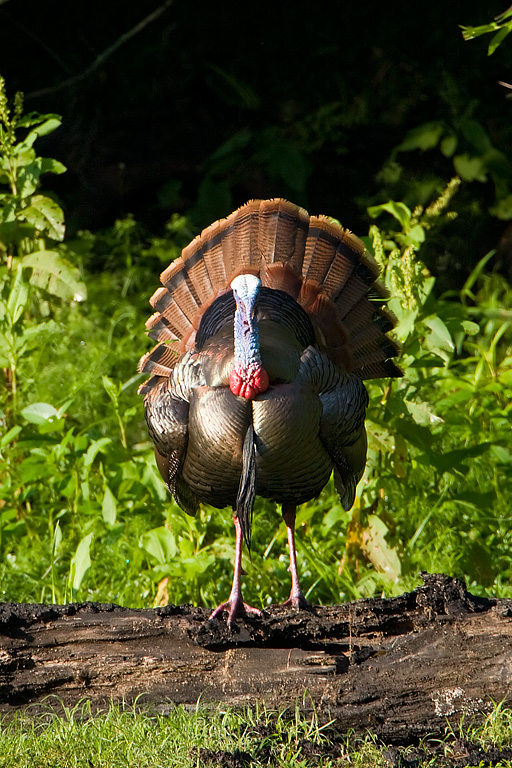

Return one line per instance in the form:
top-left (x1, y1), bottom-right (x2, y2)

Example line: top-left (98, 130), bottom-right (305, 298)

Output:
top-left (209, 513), bottom-right (263, 625)
top-left (281, 504), bottom-right (311, 609)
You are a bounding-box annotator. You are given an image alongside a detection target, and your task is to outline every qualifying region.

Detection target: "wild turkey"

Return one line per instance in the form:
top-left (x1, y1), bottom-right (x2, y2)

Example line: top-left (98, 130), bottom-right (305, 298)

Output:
top-left (139, 199), bottom-right (401, 624)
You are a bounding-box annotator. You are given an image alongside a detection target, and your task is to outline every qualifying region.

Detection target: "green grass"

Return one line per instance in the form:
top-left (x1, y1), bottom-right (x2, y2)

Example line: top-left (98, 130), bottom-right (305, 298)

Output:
top-left (0, 701), bottom-right (347, 768)
top-left (2, 699), bottom-right (512, 767)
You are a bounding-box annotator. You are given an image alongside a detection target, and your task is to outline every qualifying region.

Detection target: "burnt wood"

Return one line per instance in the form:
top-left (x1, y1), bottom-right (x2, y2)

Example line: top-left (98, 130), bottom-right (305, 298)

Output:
top-left (0, 573), bottom-right (511, 743)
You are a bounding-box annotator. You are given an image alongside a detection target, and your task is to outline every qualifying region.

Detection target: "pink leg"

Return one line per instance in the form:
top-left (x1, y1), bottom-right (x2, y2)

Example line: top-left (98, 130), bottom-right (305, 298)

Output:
top-left (280, 504), bottom-right (311, 609)
top-left (209, 515), bottom-right (263, 625)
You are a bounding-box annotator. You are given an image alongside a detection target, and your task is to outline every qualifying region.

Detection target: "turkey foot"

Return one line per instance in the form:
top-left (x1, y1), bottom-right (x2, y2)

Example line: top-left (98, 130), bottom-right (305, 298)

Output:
top-left (280, 588), bottom-right (312, 611)
top-left (209, 515), bottom-right (263, 626)
top-left (209, 596), bottom-right (263, 625)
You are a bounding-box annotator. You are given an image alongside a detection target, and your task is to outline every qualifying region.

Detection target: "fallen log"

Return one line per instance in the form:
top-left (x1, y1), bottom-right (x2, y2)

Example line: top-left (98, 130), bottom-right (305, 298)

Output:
top-left (0, 573), bottom-right (511, 743)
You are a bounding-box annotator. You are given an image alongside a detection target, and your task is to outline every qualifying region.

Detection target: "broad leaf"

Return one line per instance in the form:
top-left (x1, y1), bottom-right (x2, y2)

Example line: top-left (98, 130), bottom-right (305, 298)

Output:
top-left (488, 25), bottom-right (512, 55)
top-left (102, 485), bottom-right (117, 525)
top-left (367, 201), bottom-right (412, 228)
top-left (22, 250), bottom-right (87, 301)
top-left (6, 265), bottom-right (29, 324)
top-left (70, 532), bottom-right (93, 594)
top-left (453, 153), bottom-right (488, 182)
top-left (21, 195), bottom-right (65, 240)
top-left (397, 121), bottom-right (444, 152)
top-left (360, 515), bottom-right (402, 581)
top-left (15, 117), bottom-right (62, 151)
top-left (20, 402), bottom-right (60, 424)
top-left (142, 526), bottom-right (177, 565)
top-left (40, 157), bottom-right (67, 175)
top-left (404, 399), bottom-right (444, 426)
top-left (83, 437), bottom-right (112, 468)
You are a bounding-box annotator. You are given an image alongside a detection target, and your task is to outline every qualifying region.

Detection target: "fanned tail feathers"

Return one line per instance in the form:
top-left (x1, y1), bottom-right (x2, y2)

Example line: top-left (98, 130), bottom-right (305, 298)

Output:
top-left (138, 198), bottom-right (402, 393)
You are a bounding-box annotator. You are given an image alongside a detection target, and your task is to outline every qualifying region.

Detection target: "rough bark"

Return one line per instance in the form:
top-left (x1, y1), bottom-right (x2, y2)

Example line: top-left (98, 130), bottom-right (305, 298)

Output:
top-left (0, 573), bottom-right (511, 743)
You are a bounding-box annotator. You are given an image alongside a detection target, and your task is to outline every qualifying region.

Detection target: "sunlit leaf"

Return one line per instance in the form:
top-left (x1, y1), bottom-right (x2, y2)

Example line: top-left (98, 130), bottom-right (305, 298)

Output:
top-left (0, 425), bottom-right (22, 447)
top-left (460, 22), bottom-right (500, 41)
top-left (83, 437), bottom-right (112, 468)
top-left (21, 250), bottom-right (87, 301)
top-left (102, 375), bottom-right (119, 404)
top-left (367, 201), bottom-right (412, 228)
top-left (20, 401), bottom-right (60, 424)
top-left (102, 485), bottom-right (117, 525)
top-left (360, 515), bottom-right (401, 581)
top-left (404, 399), bottom-right (444, 426)
top-left (70, 532), bottom-right (93, 594)
top-left (15, 117), bottom-right (62, 151)
top-left (21, 195), bottom-right (65, 240)
top-left (142, 527), bottom-right (177, 565)
top-left (491, 445), bottom-right (512, 463)
top-left (40, 157), bottom-right (67, 175)
top-left (488, 25), bottom-right (512, 55)
top-left (453, 153), bottom-right (488, 182)
top-left (6, 265), bottom-right (29, 324)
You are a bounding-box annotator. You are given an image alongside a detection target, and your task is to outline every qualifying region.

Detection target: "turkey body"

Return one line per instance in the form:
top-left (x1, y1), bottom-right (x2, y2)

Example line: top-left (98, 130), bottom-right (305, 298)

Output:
top-left (146, 321), bottom-right (368, 511)
top-left (139, 199), bottom-right (401, 623)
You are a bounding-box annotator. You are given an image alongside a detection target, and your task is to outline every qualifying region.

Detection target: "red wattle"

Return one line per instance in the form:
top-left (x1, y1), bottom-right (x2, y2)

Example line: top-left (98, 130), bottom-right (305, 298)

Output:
top-left (229, 366), bottom-right (269, 400)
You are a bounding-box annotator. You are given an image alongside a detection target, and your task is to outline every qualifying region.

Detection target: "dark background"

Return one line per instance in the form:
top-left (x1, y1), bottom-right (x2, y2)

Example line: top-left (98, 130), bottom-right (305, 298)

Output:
top-left (1, 0), bottom-right (511, 285)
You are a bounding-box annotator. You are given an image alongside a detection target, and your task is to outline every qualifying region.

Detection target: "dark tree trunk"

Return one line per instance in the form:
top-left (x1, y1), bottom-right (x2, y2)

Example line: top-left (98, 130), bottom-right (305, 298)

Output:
top-left (1, 574), bottom-right (511, 743)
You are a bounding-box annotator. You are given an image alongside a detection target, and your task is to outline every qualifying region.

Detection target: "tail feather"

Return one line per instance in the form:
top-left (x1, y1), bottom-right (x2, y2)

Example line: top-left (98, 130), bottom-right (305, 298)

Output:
top-left (343, 301), bottom-right (396, 336)
top-left (265, 199), bottom-right (309, 270)
top-left (161, 257), bottom-right (201, 305)
top-left (181, 230), bottom-right (216, 298)
top-left (160, 267), bottom-right (202, 326)
top-left (151, 287), bottom-right (195, 341)
top-left (302, 217), bottom-right (344, 285)
top-left (146, 312), bottom-right (177, 342)
top-left (350, 319), bottom-right (398, 357)
top-left (351, 338), bottom-right (400, 370)
top-left (139, 198), bottom-right (402, 386)
top-left (356, 359), bottom-right (403, 379)
top-left (234, 199), bottom-right (265, 270)
top-left (261, 262), bottom-right (302, 299)
top-left (334, 262), bottom-right (385, 319)
top-left (319, 241), bottom-right (360, 298)
top-left (323, 237), bottom-right (372, 300)
top-left (201, 221), bottom-right (231, 288)
top-left (139, 341), bottom-right (181, 377)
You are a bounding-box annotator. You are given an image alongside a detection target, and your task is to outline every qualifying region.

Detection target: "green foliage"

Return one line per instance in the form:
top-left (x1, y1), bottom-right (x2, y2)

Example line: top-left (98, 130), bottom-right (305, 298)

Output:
top-left (0, 80), bottom-right (163, 606)
top-left (461, 7), bottom-right (512, 55)
top-left (0, 75), bottom-right (512, 617)
top-left (391, 116), bottom-right (512, 220)
top-left (2, 172), bottom-right (512, 609)
top-left (354, 180), bottom-right (512, 595)
top-left (0, 700), bottom-right (367, 767)
top-left (0, 76), bottom-right (86, 416)
top-left (2, 698), bottom-right (512, 767)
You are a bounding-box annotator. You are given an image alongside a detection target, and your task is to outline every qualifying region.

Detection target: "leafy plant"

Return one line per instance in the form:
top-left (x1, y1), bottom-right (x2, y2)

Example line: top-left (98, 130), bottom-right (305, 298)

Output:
top-left (350, 179), bottom-right (512, 594)
top-left (0, 75), bottom-right (86, 418)
top-left (461, 6), bottom-right (512, 55)
top-left (389, 116), bottom-right (512, 221)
